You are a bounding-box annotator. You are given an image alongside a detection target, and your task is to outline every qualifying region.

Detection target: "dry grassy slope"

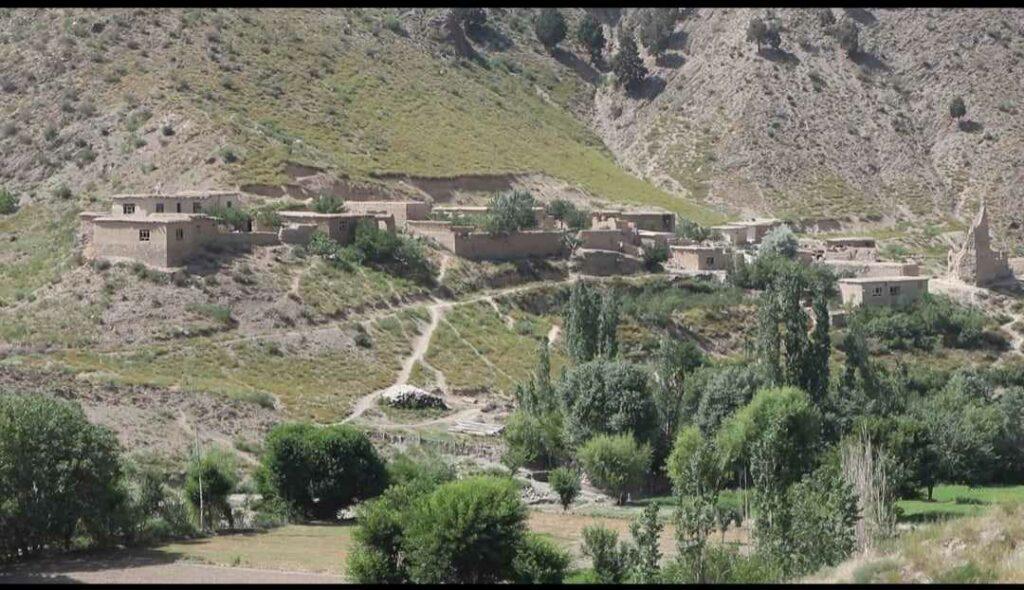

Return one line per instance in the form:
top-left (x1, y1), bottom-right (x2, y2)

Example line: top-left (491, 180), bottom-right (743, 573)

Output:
top-left (0, 7), bottom-right (718, 223)
top-left (597, 8), bottom-right (1024, 239)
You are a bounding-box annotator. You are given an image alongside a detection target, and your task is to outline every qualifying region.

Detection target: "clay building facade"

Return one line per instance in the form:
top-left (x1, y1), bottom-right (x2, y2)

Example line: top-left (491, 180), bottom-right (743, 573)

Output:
top-left (838, 276), bottom-right (929, 308)
top-left (670, 245), bottom-right (732, 271)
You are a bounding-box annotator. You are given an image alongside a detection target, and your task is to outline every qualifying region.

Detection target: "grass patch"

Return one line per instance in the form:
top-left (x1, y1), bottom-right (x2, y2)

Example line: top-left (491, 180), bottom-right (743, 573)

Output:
top-left (0, 203), bottom-right (79, 306)
top-left (897, 484), bottom-right (1024, 523)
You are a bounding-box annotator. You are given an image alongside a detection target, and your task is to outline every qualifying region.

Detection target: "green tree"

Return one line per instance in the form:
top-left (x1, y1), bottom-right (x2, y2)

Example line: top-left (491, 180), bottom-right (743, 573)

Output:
top-left (512, 533), bottom-right (571, 584)
top-left (612, 33), bottom-right (647, 91)
top-left (453, 7), bottom-right (487, 39)
top-left (534, 9), bottom-right (567, 50)
top-left (578, 433), bottom-right (652, 504)
top-left (502, 408), bottom-right (567, 470)
top-left (185, 448), bottom-right (239, 530)
top-left (629, 502), bottom-right (663, 582)
top-left (548, 467), bottom-right (581, 511)
top-left (949, 96), bottom-right (967, 120)
top-left (0, 395), bottom-right (125, 558)
top-left (404, 476), bottom-right (528, 583)
top-left (759, 225), bottom-right (798, 259)
top-left (667, 426), bottom-right (725, 583)
top-left (559, 359), bottom-right (657, 447)
top-left (259, 423), bottom-right (388, 520)
top-left (581, 524), bottom-right (632, 583)
top-left (597, 293), bottom-right (620, 358)
top-left (635, 8), bottom-right (677, 56)
top-left (485, 189), bottom-right (538, 234)
top-left (575, 13), bottom-right (606, 63)
top-left (651, 338), bottom-right (706, 460)
top-left (563, 281), bottom-right (602, 363)
top-left (0, 188), bottom-right (17, 214)
top-left (695, 365), bottom-right (765, 436)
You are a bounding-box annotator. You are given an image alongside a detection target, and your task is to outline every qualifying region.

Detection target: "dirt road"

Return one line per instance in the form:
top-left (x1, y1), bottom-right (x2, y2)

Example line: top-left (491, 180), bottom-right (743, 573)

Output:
top-left (0, 550), bottom-right (345, 584)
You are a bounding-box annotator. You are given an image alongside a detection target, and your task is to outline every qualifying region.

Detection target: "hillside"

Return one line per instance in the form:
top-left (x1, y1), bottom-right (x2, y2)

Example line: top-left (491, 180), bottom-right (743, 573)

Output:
top-left (598, 8), bottom-right (1024, 235)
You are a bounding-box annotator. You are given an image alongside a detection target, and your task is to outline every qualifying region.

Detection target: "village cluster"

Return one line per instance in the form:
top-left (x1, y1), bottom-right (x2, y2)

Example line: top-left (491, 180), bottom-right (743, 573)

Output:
top-left (79, 190), bottom-right (1014, 311)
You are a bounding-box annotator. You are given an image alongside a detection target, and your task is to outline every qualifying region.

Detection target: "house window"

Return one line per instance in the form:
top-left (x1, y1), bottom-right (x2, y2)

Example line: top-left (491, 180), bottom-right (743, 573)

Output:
top-left (226, 201), bottom-right (232, 208)
top-left (889, 285), bottom-right (901, 296)
top-left (176, 202), bottom-right (182, 213)
top-left (706, 256), bottom-right (715, 265)
top-left (155, 203), bottom-right (165, 213)
top-left (139, 229), bottom-right (150, 241)
top-left (175, 228), bottom-right (184, 241)
top-left (193, 203), bottom-right (202, 213)
top-left (872, 286), bottom-right (882, 297)
top-left (123, 203), bottom-right (136, 214)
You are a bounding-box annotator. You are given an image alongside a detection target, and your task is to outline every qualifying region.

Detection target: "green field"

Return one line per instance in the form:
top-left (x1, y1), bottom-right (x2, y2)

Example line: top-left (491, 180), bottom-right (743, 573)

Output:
top-left (897, 485), bottom-right (1024, 523)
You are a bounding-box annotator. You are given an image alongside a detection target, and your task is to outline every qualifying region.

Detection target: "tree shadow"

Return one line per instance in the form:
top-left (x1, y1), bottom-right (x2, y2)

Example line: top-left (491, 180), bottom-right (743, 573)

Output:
top-left (664, 29), bottom-right (688, 51)
top-left (468, 24), bottom-right (512, 52)
top-left (0, 547), bottom-right (186, 583)
top-left (550, 47), bottom-right (600, 86)
top-left (656, 52), bottom-right (685, 69)
top-left (899, 510), bottom-right (965, 524)
top-left (844, 8), bottom-right (878, 26)
top-left (629, 75), bottom-right (667, 100)
top-left (850, 50), bottom-right (891, 72)
top-left (758, 47), bottom-right (800, 65)
top-left (958, 119), bottom-right (984, 133)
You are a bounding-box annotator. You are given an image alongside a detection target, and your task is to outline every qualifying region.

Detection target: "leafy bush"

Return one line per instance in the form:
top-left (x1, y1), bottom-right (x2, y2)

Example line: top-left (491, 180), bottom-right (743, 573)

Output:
top-left (575, 13), bottom-right (606, 63)
top-left (205, 204), bottom-right (252, 231)
top-left (0, 395), bottom-right (126, 559)
top-left (485, 189), bottom-right (538, 234)
top-left (502, 409), bottom-right (568, 470)
top-left (185, 448), bottom-right (239, 530)
top-left (581, 524), bottom-right (632, 583)
top-left (253, 207), bottom-right (282, 229)
top-left (352, 220), bottom-right (435, 284)
top-left (578, 433), bottom-right (652, 504)
top-left (548, 466), bottom-right (581, 511)
top-left (186, 302), bottom-right (235, 326)
top-left (642, 242), bottom-right (669, 271)
top-left (312, 194), bottom-right (344, 213)
top-left (534, 9), bottom-right (567, 49)
top-left (759, 225), bottom-right (798, 259)
top-left (52, 183), bottom-right (72, 200)
top-left (259, 422), bottom-right (388, 520)
top-left (612, 33), bottom-right (647, 90)
top-left (546, 198), bottom-right (590, 230)
top-left (0, 188), bottom-right (17, 214)
top-left (512, 532), bottom-right (571, 584)
top-left (852, 294), bottom-right (988, 351)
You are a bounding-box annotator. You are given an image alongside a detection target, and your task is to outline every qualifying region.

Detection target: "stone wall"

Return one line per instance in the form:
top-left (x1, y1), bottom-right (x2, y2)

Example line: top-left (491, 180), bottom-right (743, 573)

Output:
top-left (453, 231), bottom-right (565, 261)
top-left (572, 249), bottom-right (644, 276)
top-left (343, 201), bottom-right (431, 227)
top-left (279, 223), bottom-right (318, 245)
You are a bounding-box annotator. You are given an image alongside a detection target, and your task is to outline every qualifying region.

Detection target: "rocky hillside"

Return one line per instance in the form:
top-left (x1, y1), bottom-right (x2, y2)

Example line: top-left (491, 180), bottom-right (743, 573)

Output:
top-left (600, 7), bottom-right (1024, 238)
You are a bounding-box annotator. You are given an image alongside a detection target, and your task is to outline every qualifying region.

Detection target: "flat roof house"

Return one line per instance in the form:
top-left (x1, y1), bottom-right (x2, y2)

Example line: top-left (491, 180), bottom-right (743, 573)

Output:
top-left (278, 211), bottom-right (395, 245)
top-left (88, 214), bottom-right (220, 269)
top-left (838, 276), bottom-right (929, 308)
top-left (591, 210), bottom-right (677, 233)
top-left (670, 244), bottom-right (732, 271)
top-left (110, 191), bottom-right (240, 217)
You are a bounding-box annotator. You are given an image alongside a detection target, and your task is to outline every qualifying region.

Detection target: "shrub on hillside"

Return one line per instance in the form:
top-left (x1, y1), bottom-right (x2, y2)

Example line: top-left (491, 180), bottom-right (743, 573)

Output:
top-left (578, 433), bottom-right (652, 504)
top-left (312, 194), bottom-right (344, 213)
top-left (534, 9), bottom-right (567, 50)
top-left (0, 395), bottom-right (126, 559)
top-left (351, 219), bottom-right (435, 284)
top-left (0, 188), bottom-right (17, 214)
top-left (205, 204), bottom-right (252, 231)
top-left (259, 422), bottom-right (388, 520)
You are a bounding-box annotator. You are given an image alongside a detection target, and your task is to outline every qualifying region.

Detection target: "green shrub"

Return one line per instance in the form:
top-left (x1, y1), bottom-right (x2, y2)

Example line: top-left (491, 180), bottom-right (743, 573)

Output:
top-left (534, 8), bottom-right (567, 49)
top-left (404, 476), bottom-right (527, 583)
top-left (186, 302), bottom-right (235, 326)
top-left (581, 525), bottom-right (632, 583)
top-left (253, 207), bottom-right (282, 229)
top-left (501, 409), bottom-right (567, 470)
top-left (259, 422), bottom-right (388, 520)
top-left (512, 532), bottom-right (571, 584)
top-left (52, 183), bottom-right (72, 200)
top-left (485, 189), bottom-right (538, 234)
top-left (578, 433), bottom-right (652, 504)
top-left (546, 198), bottom-right (589, 230)
top-left (548, 466), bottom-right (581, 511)
top-left (642, 242), bottom-right (669, 271)
top-left (0, 188), bottom-right (17, 214)
top-left (312, 194), bottom-right (344, 213)
top-left (205, 204), bottom-right (252, 231)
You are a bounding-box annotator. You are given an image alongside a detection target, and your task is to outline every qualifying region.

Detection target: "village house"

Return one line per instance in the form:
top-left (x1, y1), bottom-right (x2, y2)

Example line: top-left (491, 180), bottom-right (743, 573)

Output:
top-left (110, 191), bottom-right (240, 217)
top-left (824, 260), bottom-right (920, 278)
top-left (838, 276), bottom-right (930, 308)
top-left (341, 200), bottom-right (432, 228)
top-left (81, 212), bottom-right (221, 269)
top-left (711, 218), bottom-right (783, 246)
top-left (590, 209), bottom-right (677, 233)
top-left (670, 244), bottom-right (732, 272)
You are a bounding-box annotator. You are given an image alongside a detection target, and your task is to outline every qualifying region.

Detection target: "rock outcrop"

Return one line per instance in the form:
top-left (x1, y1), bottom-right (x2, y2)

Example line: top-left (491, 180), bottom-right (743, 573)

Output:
top-left (948, 201), bottom-right (1014, 286)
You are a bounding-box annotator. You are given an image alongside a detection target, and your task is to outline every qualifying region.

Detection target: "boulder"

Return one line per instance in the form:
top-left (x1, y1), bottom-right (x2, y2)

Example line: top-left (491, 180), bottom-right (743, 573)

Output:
top-left (381, 384), bottom-right (448, 410)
